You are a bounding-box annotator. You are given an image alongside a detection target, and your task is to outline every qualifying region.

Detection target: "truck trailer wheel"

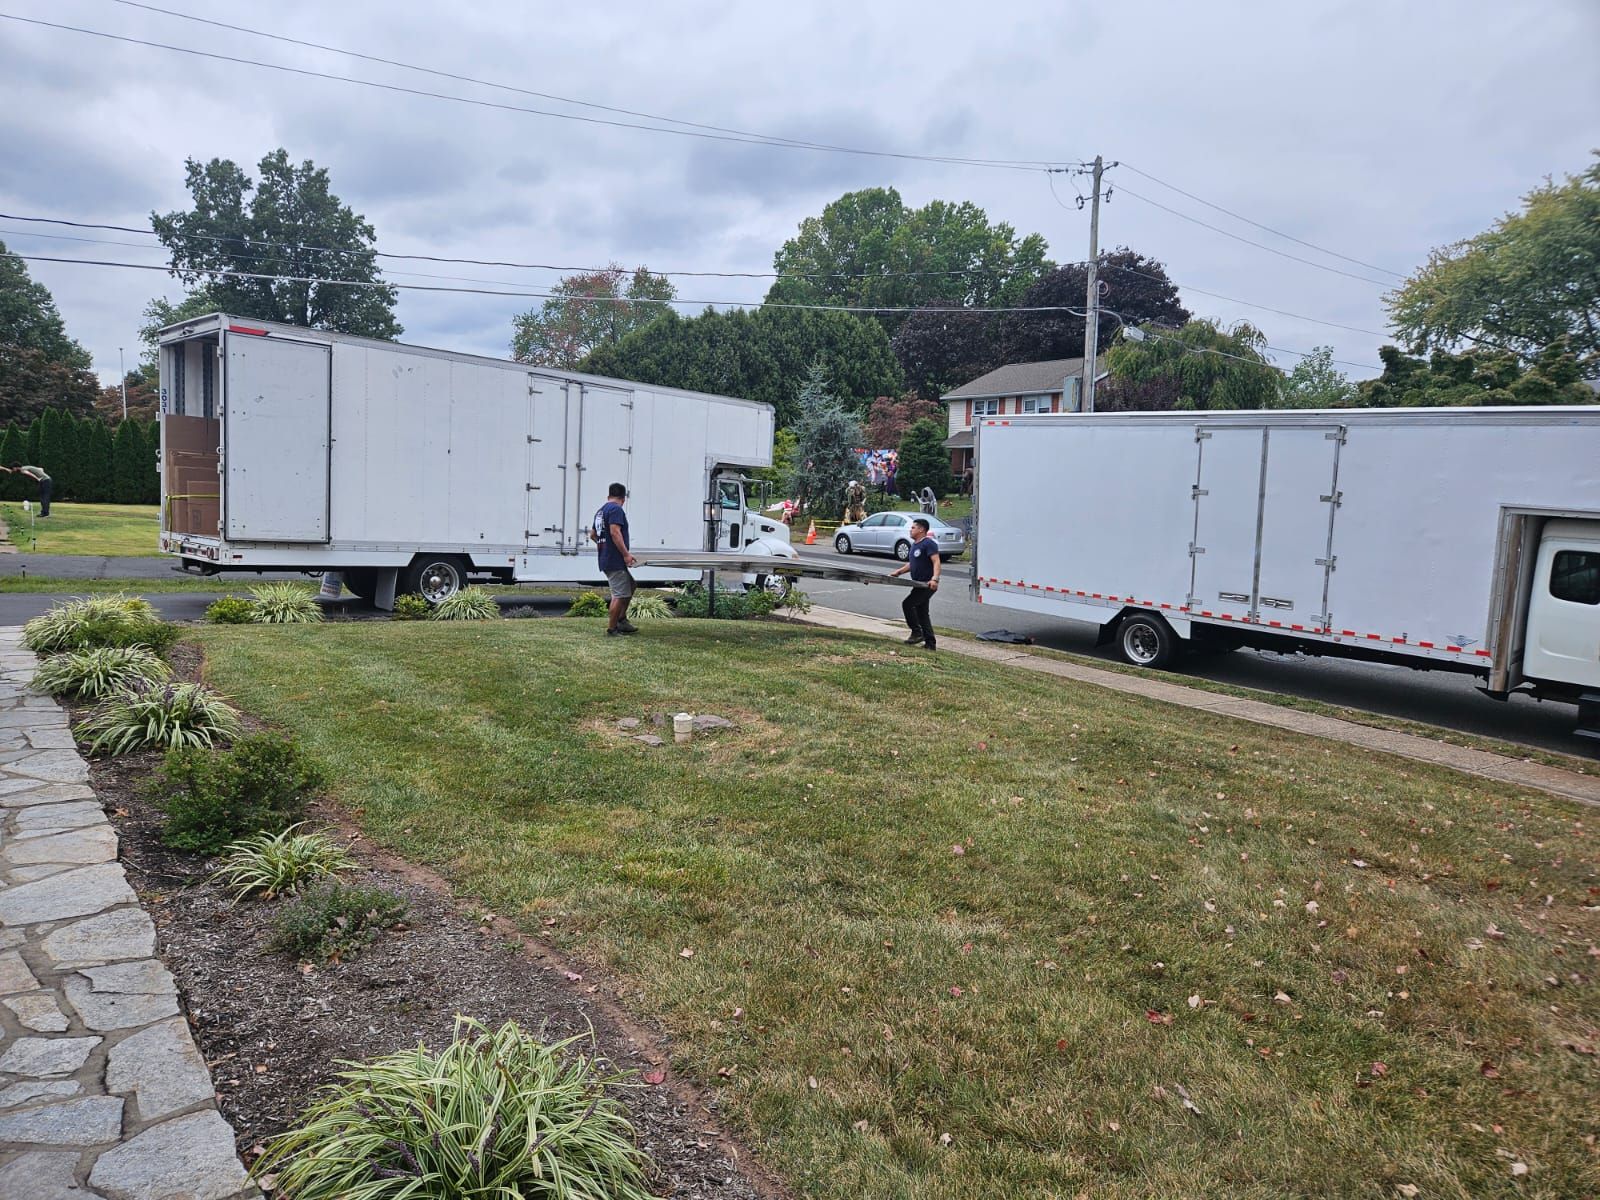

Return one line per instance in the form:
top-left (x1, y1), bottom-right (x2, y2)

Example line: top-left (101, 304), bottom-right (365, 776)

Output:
top-left (339, 568), bottom-right (378, 602)
top-left (402, 556), bottom-right (467, 604)
top-left (1115, 612), bottom-right (1181, 669)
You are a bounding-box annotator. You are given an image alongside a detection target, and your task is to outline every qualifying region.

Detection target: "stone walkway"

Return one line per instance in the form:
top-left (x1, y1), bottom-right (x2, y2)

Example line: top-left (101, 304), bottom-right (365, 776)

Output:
top-left (0, 628), bottom-right (255, 1199)
top-left (797, 606), bottom-right (1600, 807)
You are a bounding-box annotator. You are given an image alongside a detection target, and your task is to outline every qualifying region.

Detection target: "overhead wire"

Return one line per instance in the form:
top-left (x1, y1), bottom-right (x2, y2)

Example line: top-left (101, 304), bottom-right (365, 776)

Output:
top-left (0, 12), bottom-right (1076, 173)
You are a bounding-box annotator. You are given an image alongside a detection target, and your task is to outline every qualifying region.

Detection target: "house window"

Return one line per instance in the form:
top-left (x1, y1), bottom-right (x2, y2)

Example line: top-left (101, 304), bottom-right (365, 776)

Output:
top-left (972, 398), bottom-right (1001, 417)
top-left (1551, 550), bottom-right (1600, 605)
top-left (1020, 394), bottom-right (1051, 414)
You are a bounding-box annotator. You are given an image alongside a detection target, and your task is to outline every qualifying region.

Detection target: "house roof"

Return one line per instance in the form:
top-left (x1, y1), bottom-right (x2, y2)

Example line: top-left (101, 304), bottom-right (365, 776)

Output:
top-left (942, 356), bottom-right (1107, 401)
top-left (943, 429), bottom-right (974, 450)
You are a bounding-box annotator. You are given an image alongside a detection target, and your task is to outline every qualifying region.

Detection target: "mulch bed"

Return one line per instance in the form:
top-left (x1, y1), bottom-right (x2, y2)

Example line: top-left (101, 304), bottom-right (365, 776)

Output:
top-left (69, 646), bottom-right (778, 1200)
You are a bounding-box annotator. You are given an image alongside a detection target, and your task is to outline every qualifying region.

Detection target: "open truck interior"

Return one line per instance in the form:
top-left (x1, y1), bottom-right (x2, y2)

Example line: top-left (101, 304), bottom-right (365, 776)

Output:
top-left (161, 334), bottom-right (220, 539)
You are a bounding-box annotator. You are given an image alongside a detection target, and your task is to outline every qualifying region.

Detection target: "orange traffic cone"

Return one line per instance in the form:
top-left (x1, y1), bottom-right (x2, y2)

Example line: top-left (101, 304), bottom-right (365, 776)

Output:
top-left (805, 519), bottom-right (817, 545)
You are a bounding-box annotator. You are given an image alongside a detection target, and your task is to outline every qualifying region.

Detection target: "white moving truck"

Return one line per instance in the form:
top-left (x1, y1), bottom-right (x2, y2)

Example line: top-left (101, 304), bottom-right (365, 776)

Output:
top-left (156, 314), bottom-right (795, 602)
top-left (971, 407), bottom-right (1600, 747)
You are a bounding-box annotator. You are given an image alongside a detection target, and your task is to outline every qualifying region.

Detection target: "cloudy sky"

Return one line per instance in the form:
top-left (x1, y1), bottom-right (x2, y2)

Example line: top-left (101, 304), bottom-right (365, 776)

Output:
top-left (2, 0), bottom-right (1596, 385)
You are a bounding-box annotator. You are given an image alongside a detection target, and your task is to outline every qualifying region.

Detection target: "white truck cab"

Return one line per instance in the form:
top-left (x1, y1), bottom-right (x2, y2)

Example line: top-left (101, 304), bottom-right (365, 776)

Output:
top-left (1522, 520), bottom-right (1600, 691)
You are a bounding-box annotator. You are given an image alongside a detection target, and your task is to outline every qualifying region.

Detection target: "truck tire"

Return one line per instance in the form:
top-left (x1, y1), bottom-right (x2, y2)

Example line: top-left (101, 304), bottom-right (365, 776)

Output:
top-left (1115, 612), bottom-right (1181, 669)
top-left (894, 539), bottom-right (911, 562)
top-left (402, 556), bottom-right (468, 604)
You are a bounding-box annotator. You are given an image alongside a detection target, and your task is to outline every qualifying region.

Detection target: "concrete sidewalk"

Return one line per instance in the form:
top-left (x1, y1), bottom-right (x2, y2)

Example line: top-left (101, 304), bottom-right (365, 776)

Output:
top-left (0, 628), bottom-right (256, 1198)
top-left (797, 605), bottom-right (1600, 807)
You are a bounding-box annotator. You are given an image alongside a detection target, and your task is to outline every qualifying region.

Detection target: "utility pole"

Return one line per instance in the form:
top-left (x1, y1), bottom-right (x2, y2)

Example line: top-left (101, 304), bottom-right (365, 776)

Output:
top-left (118, 347), bottom-right (127, 420)
top-left (1081, 155), bottom-right (1104, 414)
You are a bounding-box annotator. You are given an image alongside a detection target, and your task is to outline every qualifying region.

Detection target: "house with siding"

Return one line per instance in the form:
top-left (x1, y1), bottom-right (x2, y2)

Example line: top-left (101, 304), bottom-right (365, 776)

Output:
top-left (941, 356), bottom-right (1108, 477)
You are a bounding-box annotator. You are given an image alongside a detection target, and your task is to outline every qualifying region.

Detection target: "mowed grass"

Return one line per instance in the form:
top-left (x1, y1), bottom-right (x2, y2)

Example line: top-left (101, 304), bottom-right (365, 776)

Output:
top-left (0, 501), bottom-right (159, 556)
top-left (194, 621), bottom-right (1599, 1200)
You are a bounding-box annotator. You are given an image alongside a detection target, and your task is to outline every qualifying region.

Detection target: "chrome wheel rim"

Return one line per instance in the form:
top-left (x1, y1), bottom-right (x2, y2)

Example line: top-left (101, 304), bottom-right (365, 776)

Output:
top-left (1123, 623), bottom-right (1160, 665)
top-left (835, 536), bottom-right (850, 553)
top-left (417, 561), bottom-right (461, 603)
top-left (895, 541), bottom-right (910, 561)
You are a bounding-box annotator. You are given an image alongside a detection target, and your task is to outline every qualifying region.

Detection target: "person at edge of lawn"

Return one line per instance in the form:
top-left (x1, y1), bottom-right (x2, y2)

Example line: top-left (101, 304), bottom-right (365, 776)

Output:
top-left (591, 481), bottom-right (638, 637)
top-left (890, 516), bottom-right (941, 650)
top-left (1, 464), bottom-right (51, 516)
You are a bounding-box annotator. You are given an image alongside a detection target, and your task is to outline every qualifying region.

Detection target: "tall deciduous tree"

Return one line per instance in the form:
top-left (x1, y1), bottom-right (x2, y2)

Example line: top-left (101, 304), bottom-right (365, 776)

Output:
top-left (0, 238), bottom-right (99, 424)
top-left (999, 249), bottom-right (1190, 364)
top-left (511, 266), bottom-right (675, 368)
top-left (1100, 320), bottom-right (1280, 411)
top-left (152, 149), bottom-right (401, 339)
top-left (891, 300), bottom-right (1003, 400)
top-left (583, 306), bottom-right (903, 427)
top-left (864, 394), bottom-right (941, 450)
top-left (1279, 346), bottom-right (1357, 409)
top-left (765, 188), bottom-right (1052, 334)
top-left (786, 365), bottom-right (862, 515)
top-left (1387, 155), bottom-right (1600, 373)
top-left (1357, 339), bottom-right (1593, 407)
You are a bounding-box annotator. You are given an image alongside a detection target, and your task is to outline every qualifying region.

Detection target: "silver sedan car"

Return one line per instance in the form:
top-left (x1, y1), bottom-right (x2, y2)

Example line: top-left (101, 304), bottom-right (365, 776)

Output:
top-left (833, 511), bottom-right (966, 561)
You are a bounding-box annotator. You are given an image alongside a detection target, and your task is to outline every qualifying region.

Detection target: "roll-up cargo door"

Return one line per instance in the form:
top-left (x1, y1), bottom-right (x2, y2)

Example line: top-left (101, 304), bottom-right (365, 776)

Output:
top-left (223, 334), bottom-right (331, 542)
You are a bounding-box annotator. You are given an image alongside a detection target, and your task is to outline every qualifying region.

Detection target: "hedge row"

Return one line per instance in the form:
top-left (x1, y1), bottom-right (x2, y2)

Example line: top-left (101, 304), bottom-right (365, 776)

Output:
top-left (0, 408), bottom-right (158, 504)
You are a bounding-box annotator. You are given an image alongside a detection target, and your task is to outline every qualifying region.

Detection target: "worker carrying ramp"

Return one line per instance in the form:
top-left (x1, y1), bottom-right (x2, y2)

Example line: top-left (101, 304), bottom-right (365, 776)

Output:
top-left (629, 550), bottom-right (921, 588)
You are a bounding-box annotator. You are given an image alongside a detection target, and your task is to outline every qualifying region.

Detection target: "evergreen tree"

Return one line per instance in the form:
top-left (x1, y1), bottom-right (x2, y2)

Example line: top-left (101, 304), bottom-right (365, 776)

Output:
top-left (140, 421), bottom-right (161, 503)
top-left (896, 418), bottom-right (953, 497)
top-left (81, 419), bottom-right (114, 502)
top-left (25, 415), bottom-right (41, 468)
top-left (0, 425), bottom-right (24, 500)
top-left (58, 411), bottom-right (83, 499)
top-left (36, 408), bottom-right (68, 491)
top-left (112, 418), bottom-right (146, 503)
top-left (785, 364), bottom-right (863, 515)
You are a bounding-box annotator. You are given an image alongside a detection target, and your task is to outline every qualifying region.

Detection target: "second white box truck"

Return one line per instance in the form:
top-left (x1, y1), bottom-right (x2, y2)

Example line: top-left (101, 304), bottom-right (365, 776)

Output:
top-left (971, 407), bottom-right (1600, 748)
top-left (156, 314), bottom-right (797, 601)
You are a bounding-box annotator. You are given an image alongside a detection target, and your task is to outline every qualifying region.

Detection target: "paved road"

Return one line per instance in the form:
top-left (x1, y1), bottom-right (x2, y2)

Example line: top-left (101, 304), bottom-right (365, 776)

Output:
top-left (795, 546), bottom-right (1589, 757)
top-left (0, 554), bottom-right (300, 581)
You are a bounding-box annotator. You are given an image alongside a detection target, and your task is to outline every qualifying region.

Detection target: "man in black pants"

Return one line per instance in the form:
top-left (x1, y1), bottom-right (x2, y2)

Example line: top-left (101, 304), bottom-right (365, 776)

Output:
top-left (890, 517), bottom-right (942, 650)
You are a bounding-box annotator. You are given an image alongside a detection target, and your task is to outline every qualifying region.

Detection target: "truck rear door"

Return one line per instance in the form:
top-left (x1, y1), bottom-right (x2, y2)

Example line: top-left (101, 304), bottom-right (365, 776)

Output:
top-left (222, 332), bottom-right (331, 542)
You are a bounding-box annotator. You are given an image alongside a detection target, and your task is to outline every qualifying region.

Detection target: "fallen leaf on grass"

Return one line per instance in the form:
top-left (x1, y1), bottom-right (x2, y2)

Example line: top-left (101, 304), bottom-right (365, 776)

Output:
top-left (563, 971), bottom-right (582, 982)
top-left (1395, 1185), bottom-right (1420, 1198)
top-left (1273, 990), bottom-right (1293, 1005)
top-left (948, 986), bottom-right (965, 998)
top-left (853, 1120), bottom-right (869, 1133)
top-left (642, 1069), bottom-right (666, 1086)
top-left (1146, 1009), bottom-right (1174, 1026)
top-left (950, 844), bottom-right (965, 856)
top-left (1370, 1062), bottom-right (1389, 1078)
top-left (807, 1076), bottom-right (819, 1090)
top-left (1479, 1061), bottom-right (1500, 1079)
top-left (1172, 1083), bottom-right (1201, 1114)
top-left (679, 947), bottom-right (695, 959)
top-left (1056, 1038), bottom-right (1068, 1052)
top-left (1187, 994), bottom-right (1202, 1009)
top-left (1510, 1161), bottom-right (1528, 1177)
top-left (716, 1065), bottom-right (736, 1078)
top-left (938, 1132), bottom-right (952, 1146)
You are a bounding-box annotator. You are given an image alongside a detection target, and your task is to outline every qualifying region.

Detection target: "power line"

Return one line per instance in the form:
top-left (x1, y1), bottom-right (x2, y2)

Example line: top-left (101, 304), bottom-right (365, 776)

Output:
top-left (1099, 263), bottom-right (1387, 338)
top-left (108, 0), bottom-right (1077, 171)
top-left (1118, 162), bottom-right (1405, 279)
top-left (0, 211), bottom-right (1071, 284)
top-left (1114, 183), bottom-right (1395, 288)
top-left (0, 250), bottom-right (1100, 315)
top-left (0, 12), bottom-right (1076, 174)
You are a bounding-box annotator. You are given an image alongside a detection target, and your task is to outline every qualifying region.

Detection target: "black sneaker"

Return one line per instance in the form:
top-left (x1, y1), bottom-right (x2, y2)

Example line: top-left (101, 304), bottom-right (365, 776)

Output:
top-left (903, 634), bottom-right (926, 645)
top-left (617, 620), bottom-right (640, 634)
top-left (606, 627), bottom-right (623, 637)
top-left (921, 639), bottom-right (937, 651)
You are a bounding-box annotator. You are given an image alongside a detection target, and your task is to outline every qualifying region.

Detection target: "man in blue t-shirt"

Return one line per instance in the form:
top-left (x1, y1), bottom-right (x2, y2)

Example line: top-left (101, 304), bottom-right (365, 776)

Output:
top-left (889, 517), bottom-right (942, 650)
top-left (591, 482), bottom-right (639, 637)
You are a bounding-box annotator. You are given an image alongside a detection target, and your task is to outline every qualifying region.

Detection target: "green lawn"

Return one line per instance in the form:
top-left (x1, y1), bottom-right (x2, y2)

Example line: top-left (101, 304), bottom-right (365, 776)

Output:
top-left (0, 501), bottom-right (160, 556)
top-left (194, 621), bottom-right (1598, 1199)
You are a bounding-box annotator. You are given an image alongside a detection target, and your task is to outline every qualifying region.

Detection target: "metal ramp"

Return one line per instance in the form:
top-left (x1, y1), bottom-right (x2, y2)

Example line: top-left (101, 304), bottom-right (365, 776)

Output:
top-left (629, 550), bottom-right (919, 589)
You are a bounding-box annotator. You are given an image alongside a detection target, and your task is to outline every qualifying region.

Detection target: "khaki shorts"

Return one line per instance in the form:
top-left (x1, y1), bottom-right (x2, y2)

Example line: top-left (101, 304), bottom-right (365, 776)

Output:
top-left (606, 569), bottom-right (636, 600)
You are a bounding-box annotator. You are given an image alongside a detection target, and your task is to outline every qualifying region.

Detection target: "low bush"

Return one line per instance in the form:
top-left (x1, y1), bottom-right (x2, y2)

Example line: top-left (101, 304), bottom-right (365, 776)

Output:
top-left (268, 880), bottom-right (409, 960)
top-left (565, 591), bottom-right (610, 618)
top-left (204, 596), bottom-right (256, 625)
top-left (30, 646), bottom-right (169, 701)
top-left (23, 595), bottom-right (177, 656)
top-left (252, 1019), bottom-right (654, 1199)
top-left (79, 682), bottom-right (243, 755)
top-left (211, 825), bottom-right (354, 899)
top-left (430, 586), bottom-right (500, 621)
top-left (250, 582), bottom-right (323, 624)
top-left (624, 592), bottom-right (672, 620)
top-left (391, 593), bottom-right (431, 620)
top-left (153, 733), bottom-right (325, 854)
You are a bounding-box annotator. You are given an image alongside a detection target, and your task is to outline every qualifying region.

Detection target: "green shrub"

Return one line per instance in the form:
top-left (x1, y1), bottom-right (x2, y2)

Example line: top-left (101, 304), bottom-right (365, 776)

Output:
top-left (391, 593), bottom-right (431, 620)
top-left (268, 880), bottom-right (408, 960)
top-left (624, 592), bottom-right (672, 620)
top-left (250, 582), bottom-right (323, 624)
top-left (153, 733), bottom-right (325, 854)
top-left (30, 646), bottom-right (169, 701)
top-left (79, 682), bottom-right (243, 755)
top-left (205, 596), bottom-right (256, 625)
top-left (211, 825), bottom-right (354, 899)
top-left (252, 1019), bottom-right (654, 1199)
top-left (565, 591), bottom-right (610, 618)
top-left (23, 595), bottom-right (177, 656)
top-left (430, 586), bottom-right (500, 621)
top-left (672, 583), bottom-right (752, 619)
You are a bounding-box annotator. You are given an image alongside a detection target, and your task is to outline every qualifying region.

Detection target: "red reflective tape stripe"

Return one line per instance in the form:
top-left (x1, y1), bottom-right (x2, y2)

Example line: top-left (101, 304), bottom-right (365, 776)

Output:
top-left (1446, 646), bottom-right (1462, 653)
top-left (1418, 641), bottom-right (1433, 648)
top-left (1392, 637), bottom-right (1405, 643)
top-left (227, 324), bottom-right (269, 336)
top-left (1200, 610), bottom-right (1213, 617)
top-left (1475, 649), bottom-right (1491, 657)
top-left (1291, 624), bottom-right (1303, 630)
top-left (1341, 630), bottom-right (1357, 637)
top-left (1268, 620), bottom-right (1282, 627)
top-left (1221, 614), bottom-right (1234, 621)
top-left (1366, 633), bottom-right (1380, 641)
